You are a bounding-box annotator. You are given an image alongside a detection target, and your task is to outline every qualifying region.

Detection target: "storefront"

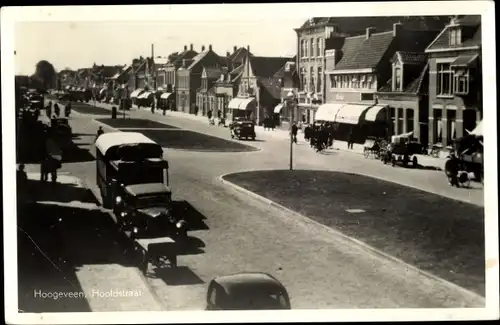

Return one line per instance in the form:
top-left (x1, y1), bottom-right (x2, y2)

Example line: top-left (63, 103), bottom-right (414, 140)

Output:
top-left (227, 97), bottom-right (256, 121)
top-left (130, 88), bottom-right (145, 105)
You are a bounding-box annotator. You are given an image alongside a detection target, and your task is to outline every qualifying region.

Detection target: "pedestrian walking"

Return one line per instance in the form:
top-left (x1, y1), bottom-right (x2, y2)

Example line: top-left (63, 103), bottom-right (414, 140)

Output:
top-left (54, 103), bottom-right (60, 117)
top-left (207, 110), bottom-right (213, 125)
top-left (445, 152), bottom-right (460, 187)
top-left (347, 128), bottom-right (354, 150)
top-left (291, 123), bottom-right (298, 144)
top-left (40, 155), bottom-right (49, 182)
top-left (151, 100), bottom-right (155, 114)
top-left (95, 126), bottom-right (104, 142)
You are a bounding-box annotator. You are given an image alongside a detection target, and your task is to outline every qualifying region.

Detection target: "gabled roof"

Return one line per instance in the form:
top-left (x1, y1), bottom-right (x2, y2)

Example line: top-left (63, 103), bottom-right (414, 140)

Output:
top-left (393, 51), bottom-right (428, 64)
top-left (334, 30), bottom-right (437, 71)
top-left (229, 64), bottom-right (244, 76)
top-left (203, 67), bottom-right (223, 79)
top-left (378, 62), bottom-right (429, 94)
top-left (257, 77), bottom-right (282, 100)
top-left (297, 16), bottom-right (449, 34)
top-left (249, 56), bottom-right (292, 78)
top-left (172, 49), bottom-right (199, 67)
top-left (334, 32), bottom-right (394, 71)
top-left (426, 15), bottom-right (481, 51)
top-left (187, 51), bottom-right (209, 70)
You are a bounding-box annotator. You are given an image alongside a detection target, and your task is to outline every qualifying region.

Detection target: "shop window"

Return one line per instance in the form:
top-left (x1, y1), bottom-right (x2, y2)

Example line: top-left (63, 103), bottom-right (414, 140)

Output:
top-left (453, 69), bottom-right (469, 94)
top-left (406, 108), bottom-right (414, 133)
top-left (437, 63), bottom-right (453, 96)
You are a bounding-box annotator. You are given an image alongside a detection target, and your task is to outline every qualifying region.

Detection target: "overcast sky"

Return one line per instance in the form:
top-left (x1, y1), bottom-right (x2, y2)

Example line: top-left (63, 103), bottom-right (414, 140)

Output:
top-left (8, 3), bottom-right (487, 75)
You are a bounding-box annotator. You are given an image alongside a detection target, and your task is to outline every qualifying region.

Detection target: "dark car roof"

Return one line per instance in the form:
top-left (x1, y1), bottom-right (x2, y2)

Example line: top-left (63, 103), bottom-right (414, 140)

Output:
top-left (212, 272), bottom-right (287, 294)
top-left (124, 183), bottom-right (171, 196)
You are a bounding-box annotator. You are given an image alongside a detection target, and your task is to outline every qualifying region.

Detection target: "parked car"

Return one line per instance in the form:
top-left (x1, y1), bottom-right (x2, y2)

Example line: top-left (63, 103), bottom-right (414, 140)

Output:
top-left (206, 272), bottom-right (291, 310)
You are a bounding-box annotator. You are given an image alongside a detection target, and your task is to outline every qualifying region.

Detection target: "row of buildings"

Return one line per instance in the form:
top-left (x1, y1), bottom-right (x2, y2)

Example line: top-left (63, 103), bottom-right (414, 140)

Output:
top-left (59, 15), bottom-right (482, 148)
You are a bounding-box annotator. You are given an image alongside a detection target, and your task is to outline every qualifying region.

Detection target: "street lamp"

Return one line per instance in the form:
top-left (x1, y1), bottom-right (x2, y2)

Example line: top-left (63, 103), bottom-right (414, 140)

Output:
top-left (286, 90), bottom-right (296, 171)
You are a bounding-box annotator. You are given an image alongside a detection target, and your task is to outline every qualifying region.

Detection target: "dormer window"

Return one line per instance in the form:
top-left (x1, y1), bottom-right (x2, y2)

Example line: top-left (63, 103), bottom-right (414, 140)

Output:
top-left (449, 27), bottom-right (462, 46)
top-left (394, 67), bottom-right (402, 91)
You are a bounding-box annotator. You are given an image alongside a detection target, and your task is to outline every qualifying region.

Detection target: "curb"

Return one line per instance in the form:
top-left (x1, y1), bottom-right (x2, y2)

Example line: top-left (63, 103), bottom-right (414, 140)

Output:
top-left (218, 173), bottom-right (486, 305)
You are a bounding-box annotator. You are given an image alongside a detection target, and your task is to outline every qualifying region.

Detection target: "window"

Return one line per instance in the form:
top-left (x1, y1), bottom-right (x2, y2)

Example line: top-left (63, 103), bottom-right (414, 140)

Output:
top-left (361, 93), bottom-right (374, 101)
top-left (309, 39), bottom-right (314, 58)
top-left (360, 75), bottom-right (366, 88)
top-left (318, 38), bottom-right (323, 57)
top-left (311, 39), bottom-right (316, 57)
top-left (309, 67), bottom-right (314, 91)
top-left (351, 76), bottom-right (359, 89)
top-left (437, 63), bottom-right (453, 96)
top-left (317, 67), bottom-right (322, 93)
top-left (300, 40), bottom-right (305, 58)
top-left (449, 28), bottom-right (462, 46)
top-left (453, 69), bottom-right (469, 94)
top-left (394, 67), bottom-right (402, 91)
top-left (330, 75), bottom-right (337, 88)
top-left (304, 40), bottom-right (309, 57)
top-left (300, 68), bottom-right (306, 91)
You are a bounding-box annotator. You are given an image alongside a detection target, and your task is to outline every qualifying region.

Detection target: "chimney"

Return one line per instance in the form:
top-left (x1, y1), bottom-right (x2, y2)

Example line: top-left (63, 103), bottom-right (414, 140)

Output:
top-left (184, 45), bottom-right (187, 51)
top-left (393, 22), bottom-right (403, 37)
top-left (209, 44), bottom-right (212, 51)
top-left (226, 51), bottom-right (230, 57)
top-left (366, 27), bottom-right (376, 39)
top-left (247, 45), bottom-right (250, 53)
top-left (202, 45), bottom-right (206, 51)
top-left (190, 44), bottom-right (193, 51)
top-left (233, 46), bottom-right (237, 53)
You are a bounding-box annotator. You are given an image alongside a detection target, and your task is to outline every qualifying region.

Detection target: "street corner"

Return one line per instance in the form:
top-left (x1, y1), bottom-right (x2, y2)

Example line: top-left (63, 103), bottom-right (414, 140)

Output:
top-left (221, 169), bottom-right (486, 297)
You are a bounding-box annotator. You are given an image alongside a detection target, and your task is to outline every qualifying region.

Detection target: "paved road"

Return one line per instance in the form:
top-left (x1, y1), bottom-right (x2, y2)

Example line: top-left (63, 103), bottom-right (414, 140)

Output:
top-left (41, 102), bottom-right (484, 309)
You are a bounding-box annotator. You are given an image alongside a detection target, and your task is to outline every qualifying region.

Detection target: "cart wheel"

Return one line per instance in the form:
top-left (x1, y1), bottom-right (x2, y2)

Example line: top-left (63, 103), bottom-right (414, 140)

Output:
top-left (412, 156), bottom-right (418, 168)
top-left (363, 149), bottom-right (369, 158)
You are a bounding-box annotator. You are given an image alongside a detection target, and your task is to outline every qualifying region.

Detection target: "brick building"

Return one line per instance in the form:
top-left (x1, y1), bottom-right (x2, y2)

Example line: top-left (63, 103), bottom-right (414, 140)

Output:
top-left (294, 16), bottom-right (449, 124)
top-left (320, 23), bottom-right (439, 143)
top-left (425, 15), bottom-right (482, 149)
top-left (229, 52), bottom-right (291, 124)
top-left (176, 45), bottom-right (225, 114)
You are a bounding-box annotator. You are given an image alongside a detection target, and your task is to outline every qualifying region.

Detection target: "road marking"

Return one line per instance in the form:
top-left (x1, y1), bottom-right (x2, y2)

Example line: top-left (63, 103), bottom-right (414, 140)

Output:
top-left (346, 209), bottom-right (366, 213)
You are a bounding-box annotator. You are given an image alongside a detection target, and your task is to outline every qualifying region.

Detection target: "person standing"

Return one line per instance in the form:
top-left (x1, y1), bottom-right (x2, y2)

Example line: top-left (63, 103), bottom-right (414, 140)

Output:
top-left (207, 109), bottom-right (213, 125)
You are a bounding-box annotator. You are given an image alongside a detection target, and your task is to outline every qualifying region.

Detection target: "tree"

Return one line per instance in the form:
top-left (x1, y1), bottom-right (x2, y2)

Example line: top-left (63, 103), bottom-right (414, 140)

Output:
top-left (168, 52), bottom-right (180, 63)
top-left (34, 60), bottom-right (57, 90)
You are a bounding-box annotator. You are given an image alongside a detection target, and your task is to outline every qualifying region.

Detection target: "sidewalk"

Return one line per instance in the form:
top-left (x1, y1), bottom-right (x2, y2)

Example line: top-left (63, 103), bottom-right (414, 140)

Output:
top-left (84, 100), bottom-right (446, 170)
top-left (18, 172), bottom-right (163, 312)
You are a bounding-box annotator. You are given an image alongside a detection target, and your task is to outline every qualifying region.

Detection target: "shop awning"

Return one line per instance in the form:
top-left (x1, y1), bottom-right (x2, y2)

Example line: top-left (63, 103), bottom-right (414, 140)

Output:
top-left (364, 104), bottom-right (388, 122)
top-left (160, 92), bottom-right (174, 100)
top-left (130, 88), bottom-right (144, 98)
top-left (274, 103), bottom-right (284, 113)
top-left (228, 97), bottom-right (255, 110)
top-left (451, 54), bottom-right (478, 68)
top-left (315, 103), bottom-right (345, 122)
top-left (335, 104), bottom-right (371, 124)
top-left (470, 120), bottom-right (483, 136)
top-left (138, 91), bottom-right (153, 99)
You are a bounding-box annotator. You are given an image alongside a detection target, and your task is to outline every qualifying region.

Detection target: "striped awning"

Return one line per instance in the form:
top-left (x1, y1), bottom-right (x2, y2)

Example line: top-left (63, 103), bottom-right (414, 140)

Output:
top-left (228, 97), bottom-right (255, 110)
top-left (160, 92), bottom-right (174, 100)
top-left (315, 103), bottom-right (345, 122)
top-left (336, 104), bottom-right (371, 125)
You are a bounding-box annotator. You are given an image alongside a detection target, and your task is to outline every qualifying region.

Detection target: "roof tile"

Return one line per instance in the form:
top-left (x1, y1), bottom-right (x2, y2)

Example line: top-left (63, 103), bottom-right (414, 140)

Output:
top-left (426, 16), bottom-right (481, 51)
top-left (249, 56), bottom-right (292, 78)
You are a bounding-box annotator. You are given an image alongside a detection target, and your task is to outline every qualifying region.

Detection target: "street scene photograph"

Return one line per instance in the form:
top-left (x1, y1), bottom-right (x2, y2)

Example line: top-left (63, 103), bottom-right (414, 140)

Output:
top-left (3, 2), bottom-right (498, 324)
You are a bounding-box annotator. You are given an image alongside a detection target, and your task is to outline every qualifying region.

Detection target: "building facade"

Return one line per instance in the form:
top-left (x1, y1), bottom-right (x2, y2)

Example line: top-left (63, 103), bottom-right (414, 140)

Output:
top-left (196, 67), bottom-right (224, 116)
top-left (321, 23), bottom-right (439, 143)
top-left (294, 16), bottom-right (449, 124)
top-left (176, 45), bottom-right (224, 114)
top-left (425, 15), bottom-right (482, 148)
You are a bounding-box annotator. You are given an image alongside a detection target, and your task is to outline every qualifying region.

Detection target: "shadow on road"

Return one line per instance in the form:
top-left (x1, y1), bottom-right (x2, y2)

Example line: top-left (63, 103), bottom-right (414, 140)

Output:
top-left (172, 200), bottom-right (209, 231)
top-left (16, 178), bottom-right (150, 312)
top-left (150, 266), bottom-right (205, 286)
top-left (177, 236), bottom-right (206, 256)
top-left (62, 141), bottom-right (95, 163)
